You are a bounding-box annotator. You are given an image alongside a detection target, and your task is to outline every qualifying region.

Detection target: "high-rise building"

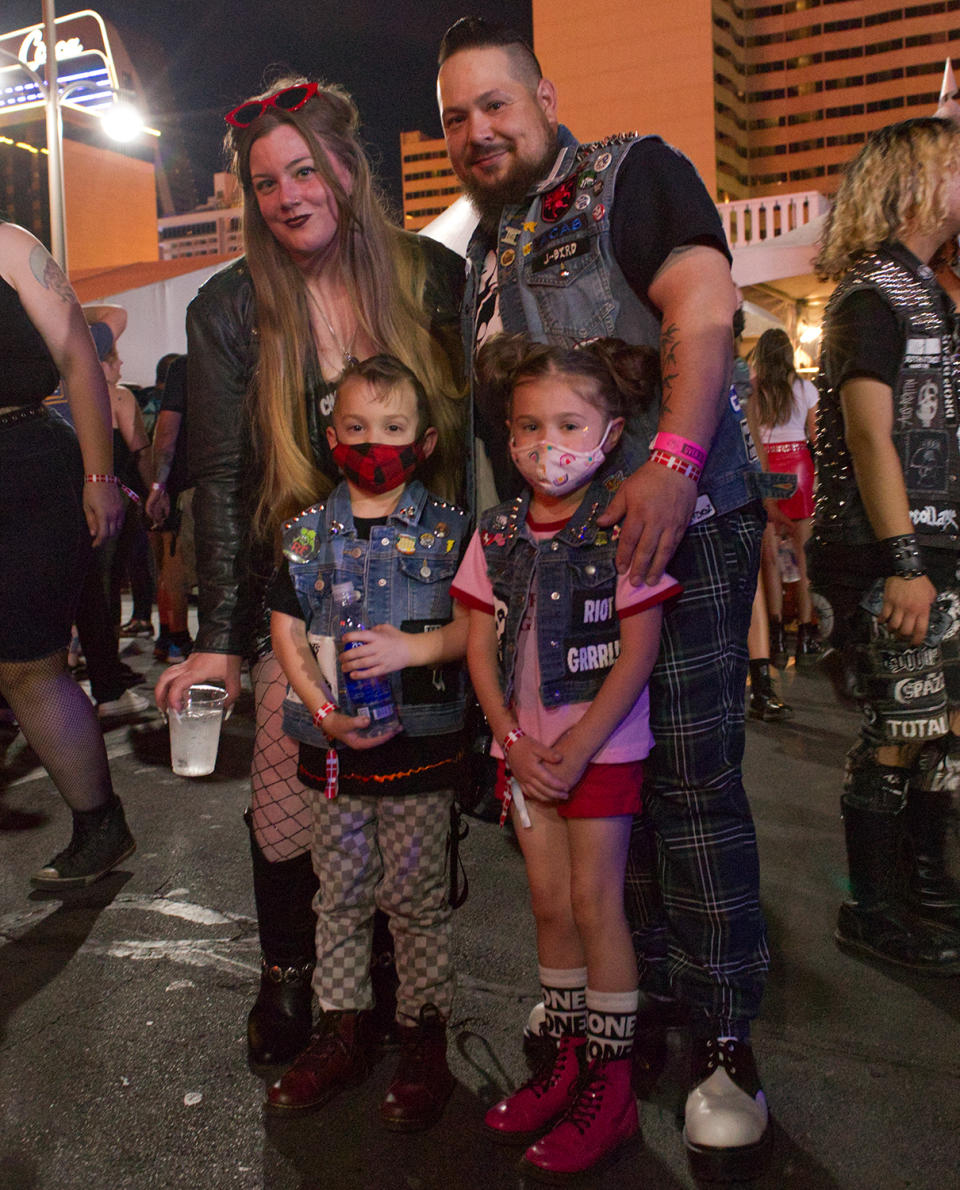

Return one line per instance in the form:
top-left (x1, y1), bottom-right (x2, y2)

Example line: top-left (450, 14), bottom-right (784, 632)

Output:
top-left (404, 3), bottom-right (960, 228)
top-left (534, 0), bottom-right (960, 201)
top-left (400, 130), bottom-right (460, 231)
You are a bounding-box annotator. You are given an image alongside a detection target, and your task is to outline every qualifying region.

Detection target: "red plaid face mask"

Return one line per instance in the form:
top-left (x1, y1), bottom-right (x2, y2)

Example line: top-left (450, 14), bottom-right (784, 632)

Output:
top-left (331, 439), bottom-right (426, 494)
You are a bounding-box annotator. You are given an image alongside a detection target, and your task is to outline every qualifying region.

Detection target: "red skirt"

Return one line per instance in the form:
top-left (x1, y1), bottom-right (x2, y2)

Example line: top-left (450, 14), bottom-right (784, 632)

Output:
top-left (495, 758), bottom-right (643, 819)
top-left (765, 440), bottom-right (815, 520)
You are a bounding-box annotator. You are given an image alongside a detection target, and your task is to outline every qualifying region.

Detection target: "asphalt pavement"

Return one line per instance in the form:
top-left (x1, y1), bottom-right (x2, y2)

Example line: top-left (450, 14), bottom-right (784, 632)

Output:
top-left (1, 628), bottom-right (958, 1190)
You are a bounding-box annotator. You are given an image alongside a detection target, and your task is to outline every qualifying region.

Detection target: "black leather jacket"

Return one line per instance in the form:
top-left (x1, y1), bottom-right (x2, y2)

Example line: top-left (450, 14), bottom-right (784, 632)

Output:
top-left (185, 232), bottom-right (465, 656)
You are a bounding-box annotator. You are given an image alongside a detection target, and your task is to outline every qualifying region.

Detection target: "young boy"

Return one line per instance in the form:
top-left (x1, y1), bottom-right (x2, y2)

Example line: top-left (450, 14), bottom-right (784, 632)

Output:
top-left (266, 355), bottom-right (469, 1129)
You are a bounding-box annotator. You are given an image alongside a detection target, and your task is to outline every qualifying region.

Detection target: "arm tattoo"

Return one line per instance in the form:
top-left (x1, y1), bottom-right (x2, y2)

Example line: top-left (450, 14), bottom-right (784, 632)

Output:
top-left (660, 321), bottom-right (680, 417)
top-left (29, 244), bottom-right (75, 303)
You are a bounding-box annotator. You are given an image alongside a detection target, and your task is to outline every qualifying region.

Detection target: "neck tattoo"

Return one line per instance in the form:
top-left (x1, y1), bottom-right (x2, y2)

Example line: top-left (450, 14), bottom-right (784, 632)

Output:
top-left (305, 286), bottom-right (359, 370)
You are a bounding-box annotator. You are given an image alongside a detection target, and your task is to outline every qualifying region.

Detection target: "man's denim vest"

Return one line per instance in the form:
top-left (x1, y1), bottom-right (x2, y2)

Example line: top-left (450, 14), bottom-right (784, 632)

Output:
top-left (481, 479), bottom-right (628, 707)
top-left (463, 126), bottom-right (759, 522)
top-left (280, 479), bottom-right (468, 747)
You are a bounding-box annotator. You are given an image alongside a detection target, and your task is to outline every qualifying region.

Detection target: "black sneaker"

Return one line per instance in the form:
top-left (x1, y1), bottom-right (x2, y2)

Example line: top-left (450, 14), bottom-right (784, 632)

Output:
top-left (31, 797), bottom-right (136, 888)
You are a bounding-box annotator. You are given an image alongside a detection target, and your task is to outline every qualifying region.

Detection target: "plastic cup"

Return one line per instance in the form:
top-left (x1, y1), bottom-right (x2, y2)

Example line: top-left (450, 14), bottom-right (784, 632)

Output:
top-left (168, 684), bottom-right (227, 777)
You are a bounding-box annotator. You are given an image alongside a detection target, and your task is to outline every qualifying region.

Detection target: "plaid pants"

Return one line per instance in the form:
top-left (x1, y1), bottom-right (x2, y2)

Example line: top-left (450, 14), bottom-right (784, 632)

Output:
top-left (624, 504), bottom-right (769, 1037)
top-left (310, 789), bottom-right (454, 1020)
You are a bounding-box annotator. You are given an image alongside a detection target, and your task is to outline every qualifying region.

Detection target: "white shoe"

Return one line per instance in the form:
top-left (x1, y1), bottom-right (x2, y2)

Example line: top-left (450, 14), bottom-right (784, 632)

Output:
top-left (97, 688), bottom-right (151, 722)
top-left (683, 1038), bottom-right (769, 1181)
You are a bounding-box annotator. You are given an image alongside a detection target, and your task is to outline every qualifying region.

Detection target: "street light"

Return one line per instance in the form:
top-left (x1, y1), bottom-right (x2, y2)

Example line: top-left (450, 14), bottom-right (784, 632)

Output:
top-left (0, 0), bottom-right (151, 269)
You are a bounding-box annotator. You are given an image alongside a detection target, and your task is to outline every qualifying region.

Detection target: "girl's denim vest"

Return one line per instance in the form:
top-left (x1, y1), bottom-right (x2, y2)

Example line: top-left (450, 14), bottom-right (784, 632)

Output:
top-left (280, 480), bottom-right (468, 748)
top-left (462, 126), bottom-right (761, 523)
top-left (481, 480), bottom-right (624, 707)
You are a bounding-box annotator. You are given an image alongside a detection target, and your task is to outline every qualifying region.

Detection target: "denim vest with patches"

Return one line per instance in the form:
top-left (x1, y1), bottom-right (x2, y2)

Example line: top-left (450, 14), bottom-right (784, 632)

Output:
top-left (280, 479), bottom-right (468, 747)
top-left (480, 479), bottom-right (626, 708)
top-left (463, 126), bottom-right (758, 522)
top-left (815, 242), bottom-right (960, 548)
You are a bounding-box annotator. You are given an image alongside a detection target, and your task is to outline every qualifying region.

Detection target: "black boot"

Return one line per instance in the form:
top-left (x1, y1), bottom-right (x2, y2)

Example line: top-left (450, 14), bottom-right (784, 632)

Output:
top-left (748, 659), bottom-right (792, 722)
top-left (795, 622), bottom-right (823, 671)
top-left (836, 795), bottom-right (960, 973)
top-left (902, 787), bottom-right (960, 932)
top-left (246, 817), bottom-right (318, 1066)
top-left (31, 795), bottom-right (135, 888)
top-left (768, 618), bottom-right (788, 669)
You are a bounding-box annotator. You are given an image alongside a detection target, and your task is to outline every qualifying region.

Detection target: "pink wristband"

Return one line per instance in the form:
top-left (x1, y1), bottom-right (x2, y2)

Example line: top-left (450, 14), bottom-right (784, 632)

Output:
top-left (651, 432), bottom-right (707, 468)
top-left (503, 728), bottom-right (525, 754)
top-left (650, 448), bottom-right (702, 483)
top-left (312, 701), bottom-right (337, 729)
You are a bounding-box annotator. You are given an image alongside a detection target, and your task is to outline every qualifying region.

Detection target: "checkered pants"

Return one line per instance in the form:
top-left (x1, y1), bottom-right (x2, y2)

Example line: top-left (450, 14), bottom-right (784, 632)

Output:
top-left (624, 504), bottom-right (769, 1037)
top-left (310, 789), bottom-right (454, 1020)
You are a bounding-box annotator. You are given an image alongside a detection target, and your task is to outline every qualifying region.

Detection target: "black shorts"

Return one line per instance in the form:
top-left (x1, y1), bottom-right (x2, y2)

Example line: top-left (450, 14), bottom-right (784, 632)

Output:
top-left (0, 409), bottom-right (91, 661)
top-left (817, 575), bottom-right (960, 745)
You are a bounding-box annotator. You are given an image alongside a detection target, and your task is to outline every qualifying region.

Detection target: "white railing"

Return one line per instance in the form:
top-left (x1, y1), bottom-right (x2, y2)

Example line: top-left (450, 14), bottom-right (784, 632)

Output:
top-left (718, 190), bottom-right (831, 248)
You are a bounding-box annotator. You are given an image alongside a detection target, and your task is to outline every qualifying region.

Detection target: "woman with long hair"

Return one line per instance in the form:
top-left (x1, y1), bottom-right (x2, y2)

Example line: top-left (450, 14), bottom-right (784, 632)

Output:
top-left (751, 327), bottom-right (820, 669)
top-left (0, 220), bottom-right (132, 886)
top-left (810, 116), bottom-right (960, 972)
top-left (155, 78), bottom-right (465, 1064)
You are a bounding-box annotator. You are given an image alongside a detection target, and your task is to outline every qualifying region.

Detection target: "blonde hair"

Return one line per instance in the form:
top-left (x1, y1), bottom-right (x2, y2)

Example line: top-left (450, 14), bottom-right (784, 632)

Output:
top-left (227, 77), bottom-right (464, 539)
top-left (815, 117), bottom-right (960, 281)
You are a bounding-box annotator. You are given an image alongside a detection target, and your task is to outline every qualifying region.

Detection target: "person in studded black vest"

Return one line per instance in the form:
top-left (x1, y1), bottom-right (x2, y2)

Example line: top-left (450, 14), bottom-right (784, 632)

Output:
top-left (436, 16), bottom-right (769, 1183)
top-left (810, 117), bottom-right (960, 976)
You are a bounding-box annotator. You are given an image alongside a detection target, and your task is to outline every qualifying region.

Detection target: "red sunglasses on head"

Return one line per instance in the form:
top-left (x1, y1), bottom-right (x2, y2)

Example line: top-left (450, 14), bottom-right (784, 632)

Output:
top-left (225, 82), bottom-right (319, 128)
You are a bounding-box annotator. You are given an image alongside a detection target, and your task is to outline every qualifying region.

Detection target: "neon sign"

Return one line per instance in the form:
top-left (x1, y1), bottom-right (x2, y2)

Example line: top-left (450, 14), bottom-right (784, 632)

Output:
top-left (0, 11), bottom-right (117, 114)
top-left (17, 31), bottom-right (87, 73)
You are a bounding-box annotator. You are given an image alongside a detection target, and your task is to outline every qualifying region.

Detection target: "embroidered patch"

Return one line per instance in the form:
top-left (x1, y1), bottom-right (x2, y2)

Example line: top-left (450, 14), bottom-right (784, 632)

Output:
top-left (532, 237), bottom-right (590, 273)
top-left (541, 176), bottom-right (577, 222)
top-left (532, 215), bottom-right (584, 250)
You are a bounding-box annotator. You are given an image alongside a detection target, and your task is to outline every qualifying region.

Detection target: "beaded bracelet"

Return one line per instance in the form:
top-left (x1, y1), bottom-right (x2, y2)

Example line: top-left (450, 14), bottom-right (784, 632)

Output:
top-left (649, 448), bottom-right (702, 483)
top-left (651, 431), bottom-right (707, 469)
top-left (880, 533), bottom-right (926, 579)
top-left (85, 472), bottom-right (142, 505)
top-left (312, 701), bottom-right (337, 729)
top-left (503, 728), bottom-right (525, 754)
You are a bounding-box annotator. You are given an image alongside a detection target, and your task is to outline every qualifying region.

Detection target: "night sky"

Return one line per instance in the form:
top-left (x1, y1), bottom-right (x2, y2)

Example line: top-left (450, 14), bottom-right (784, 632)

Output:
top-left (3, 1), bottom-right (532, 210)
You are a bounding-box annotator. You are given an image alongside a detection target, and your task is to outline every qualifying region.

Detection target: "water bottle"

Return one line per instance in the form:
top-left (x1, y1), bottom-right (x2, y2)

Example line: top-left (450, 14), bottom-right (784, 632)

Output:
top-left (333, 581), bottom-right (401, 737)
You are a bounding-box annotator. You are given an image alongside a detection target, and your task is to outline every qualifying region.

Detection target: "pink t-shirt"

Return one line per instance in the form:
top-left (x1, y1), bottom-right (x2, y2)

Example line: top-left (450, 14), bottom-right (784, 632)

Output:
top-left (451, 513), bottom-right (681, 763)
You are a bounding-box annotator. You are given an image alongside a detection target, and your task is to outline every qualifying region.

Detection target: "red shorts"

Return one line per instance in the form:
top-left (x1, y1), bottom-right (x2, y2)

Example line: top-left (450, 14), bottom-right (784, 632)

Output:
top-left (765, 440), bottom-right (815, 520)
top-left (495, 758), bottom-right (644, 818)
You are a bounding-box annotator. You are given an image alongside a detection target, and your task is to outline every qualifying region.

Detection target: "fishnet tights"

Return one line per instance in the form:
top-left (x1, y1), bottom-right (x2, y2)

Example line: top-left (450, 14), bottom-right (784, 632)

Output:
top-left (249, 654), bottom-right (312, 861)
top-left (0, 649), bottom-right (113, 811)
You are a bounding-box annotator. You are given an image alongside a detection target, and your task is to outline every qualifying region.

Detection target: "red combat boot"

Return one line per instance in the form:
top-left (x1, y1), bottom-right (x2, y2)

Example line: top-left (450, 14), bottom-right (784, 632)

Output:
top-left (520, 1055), bottom-right (639, 1181)
top-left (485, 1034), bottom-right (586, 1144)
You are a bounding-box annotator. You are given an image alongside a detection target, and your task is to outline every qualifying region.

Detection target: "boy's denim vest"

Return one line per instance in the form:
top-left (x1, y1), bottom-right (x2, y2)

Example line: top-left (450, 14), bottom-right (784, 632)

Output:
top-left (463, 126), bottom-right (760, 523)
top-left (280, 480), bottom-right (468, 748)
top-left (481, 479), bottom-right (627, 707)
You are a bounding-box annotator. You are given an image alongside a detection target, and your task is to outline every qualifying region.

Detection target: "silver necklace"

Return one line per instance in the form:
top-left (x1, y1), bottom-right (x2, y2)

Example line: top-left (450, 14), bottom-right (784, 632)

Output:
top-left (305, 286), bottom-right (359, 369)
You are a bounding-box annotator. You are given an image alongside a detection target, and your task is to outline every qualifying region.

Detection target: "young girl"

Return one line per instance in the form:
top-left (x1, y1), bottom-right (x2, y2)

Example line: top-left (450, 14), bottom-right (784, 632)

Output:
top-left (451, 334), bottom-right (681, 1181)
top-left (750, 327), bottom-right (821, 669)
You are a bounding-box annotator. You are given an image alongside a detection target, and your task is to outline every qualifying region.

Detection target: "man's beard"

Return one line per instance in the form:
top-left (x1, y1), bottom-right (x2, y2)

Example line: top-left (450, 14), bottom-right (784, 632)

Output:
top-left (461, 139), bottom-right (559, 237)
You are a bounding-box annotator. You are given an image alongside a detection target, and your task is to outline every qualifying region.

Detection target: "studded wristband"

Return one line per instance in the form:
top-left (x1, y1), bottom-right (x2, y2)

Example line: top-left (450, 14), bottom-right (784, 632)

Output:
top-left (880, 533), bottom-right (926, 579)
